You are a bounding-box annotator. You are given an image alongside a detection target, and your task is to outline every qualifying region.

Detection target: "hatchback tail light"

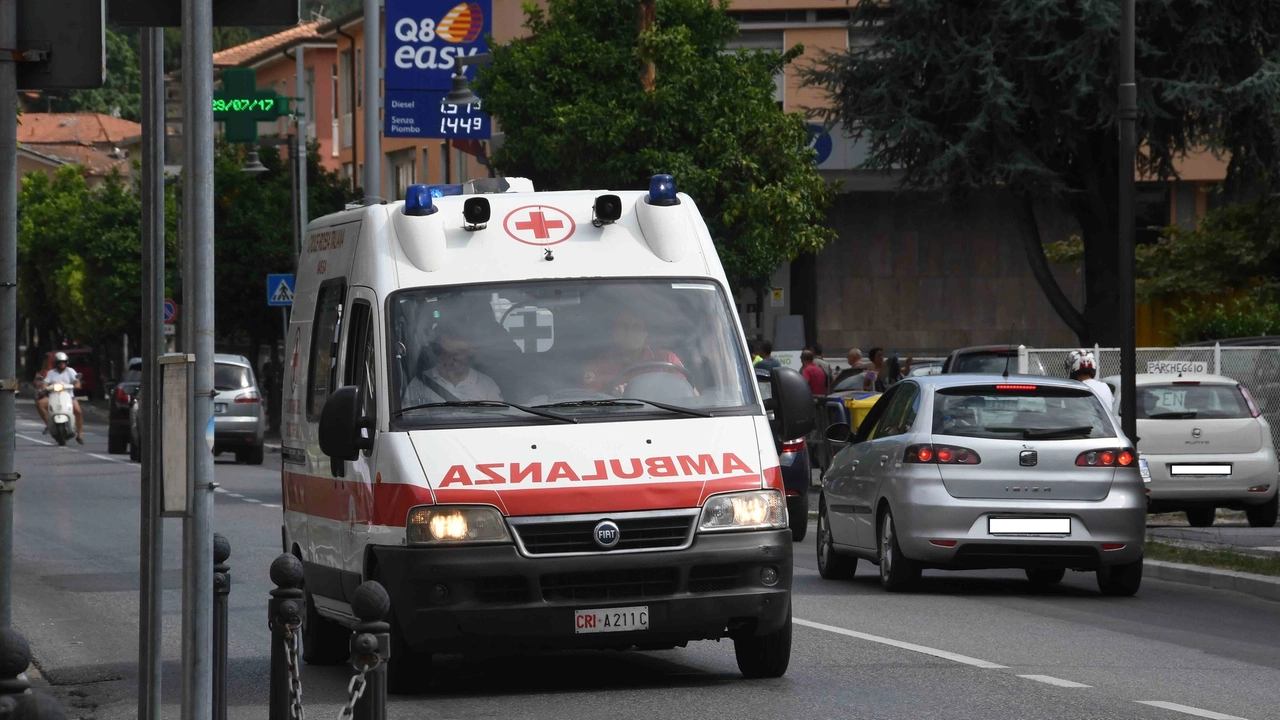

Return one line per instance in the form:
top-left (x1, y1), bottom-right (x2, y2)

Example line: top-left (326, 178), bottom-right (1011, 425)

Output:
top-left (114, 386), bottom-right (130, 404)
top-left (781, 438), bottom-right (805, 454)
top-left (1239, 384), bottom-right (1262, 418)
top-left (1076, 448), bottom-right (1135, 467)
top-left (234, 391), bottom-right (261, 404)
top-left (905, 444), bottom-right (981, 464)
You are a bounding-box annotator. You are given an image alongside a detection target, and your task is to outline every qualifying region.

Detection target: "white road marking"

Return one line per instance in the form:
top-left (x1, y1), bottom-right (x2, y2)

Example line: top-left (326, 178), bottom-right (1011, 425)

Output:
top-left (214, 487), bottom-right (228, 493)
top-left (1018, 675), bottom-right (1091, 688)
top-left (227, 493), bottom-right (243, 498)
top-left (1135, 701), bottom-right (1248, 720)
top-left (794, 618), bottom-right (1008, 669)
top-left (242, 498), bottom-right (262, 503)
top-left (88, 453), bottom-right (129, 464)
top-left (16, 433), bottom-right (53, 447)
top-left (263, 503), bottom-right (282, 509)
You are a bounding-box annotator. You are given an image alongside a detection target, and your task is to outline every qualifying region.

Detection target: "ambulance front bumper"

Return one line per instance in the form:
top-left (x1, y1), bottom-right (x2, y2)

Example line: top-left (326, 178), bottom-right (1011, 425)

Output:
top-left (371, 529), bottom-right (792, 653)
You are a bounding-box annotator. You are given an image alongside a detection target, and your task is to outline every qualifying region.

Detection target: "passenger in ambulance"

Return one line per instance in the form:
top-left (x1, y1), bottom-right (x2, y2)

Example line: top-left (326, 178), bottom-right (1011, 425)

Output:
top-left (581, 308), bottom-right (687, 396)
top-left (403, 324), bottom-right (503, 405)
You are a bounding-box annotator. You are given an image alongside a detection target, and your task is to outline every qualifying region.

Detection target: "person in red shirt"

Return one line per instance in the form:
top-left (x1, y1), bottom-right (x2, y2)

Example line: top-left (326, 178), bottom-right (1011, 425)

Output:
top-left (800, 349), bottom-right (828, 396)
top-left (582, 309), bottom-right (684, 394)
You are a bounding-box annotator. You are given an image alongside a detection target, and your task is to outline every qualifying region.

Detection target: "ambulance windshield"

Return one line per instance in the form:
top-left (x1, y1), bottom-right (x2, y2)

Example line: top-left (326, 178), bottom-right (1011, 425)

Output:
top-left (388, 278), bottom-right (757, 425)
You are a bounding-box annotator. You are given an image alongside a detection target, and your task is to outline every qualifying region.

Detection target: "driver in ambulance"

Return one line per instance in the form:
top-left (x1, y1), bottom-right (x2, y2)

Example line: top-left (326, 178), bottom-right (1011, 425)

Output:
top-left (582, 309), bottom-right (684, 394)
top-left (404, 324), bottom-right (503, 405)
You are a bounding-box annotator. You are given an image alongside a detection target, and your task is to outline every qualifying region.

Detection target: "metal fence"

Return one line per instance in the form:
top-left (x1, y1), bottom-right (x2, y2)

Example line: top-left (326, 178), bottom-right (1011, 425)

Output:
top-left (1022, 344), bottom-right (1280, 448)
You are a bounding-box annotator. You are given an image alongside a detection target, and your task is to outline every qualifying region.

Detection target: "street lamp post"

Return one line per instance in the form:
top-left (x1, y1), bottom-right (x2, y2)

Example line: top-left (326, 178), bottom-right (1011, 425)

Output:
top-left (1118, 0), bottom-right (1138, 443)
top-left (441, 54), bottom-right (490, 184)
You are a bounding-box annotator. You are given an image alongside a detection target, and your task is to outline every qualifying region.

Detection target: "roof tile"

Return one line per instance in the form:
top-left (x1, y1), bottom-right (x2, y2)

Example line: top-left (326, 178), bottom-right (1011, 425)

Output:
top-left (17, 113), bottom-right (143, 146)
top-left (213, 22), bottom-right (326, 68)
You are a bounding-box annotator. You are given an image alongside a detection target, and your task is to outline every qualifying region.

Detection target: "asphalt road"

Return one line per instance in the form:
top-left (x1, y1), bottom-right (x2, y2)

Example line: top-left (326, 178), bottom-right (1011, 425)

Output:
top-left (10, 408), bottom-right (1280, 720)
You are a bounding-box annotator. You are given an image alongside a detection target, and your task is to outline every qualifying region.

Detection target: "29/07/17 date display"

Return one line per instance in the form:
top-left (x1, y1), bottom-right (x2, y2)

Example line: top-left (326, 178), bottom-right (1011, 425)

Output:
top-left (575, 605), bottom-right (649, 634)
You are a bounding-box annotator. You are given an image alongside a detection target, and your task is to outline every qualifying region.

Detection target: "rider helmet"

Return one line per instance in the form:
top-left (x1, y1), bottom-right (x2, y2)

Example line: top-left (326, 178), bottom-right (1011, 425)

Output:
top-left (1066, 349), bottom-right (1097, 378)
top-left (54, 351), bottom-right (68, 363)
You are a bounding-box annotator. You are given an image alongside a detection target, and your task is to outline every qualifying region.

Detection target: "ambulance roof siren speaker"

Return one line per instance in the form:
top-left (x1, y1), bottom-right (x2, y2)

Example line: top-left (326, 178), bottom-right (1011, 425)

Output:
top-left (593, 194), bottom-right (621, 227)
top-left (463, 197), bottom-right (490, 231)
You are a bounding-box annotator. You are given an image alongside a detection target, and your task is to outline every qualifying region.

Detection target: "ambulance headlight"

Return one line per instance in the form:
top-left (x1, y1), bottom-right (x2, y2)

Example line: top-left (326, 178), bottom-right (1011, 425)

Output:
top-left (406, 506), bottom-right (510, 544)
top-left (698, 490), bottom-right (787, 532)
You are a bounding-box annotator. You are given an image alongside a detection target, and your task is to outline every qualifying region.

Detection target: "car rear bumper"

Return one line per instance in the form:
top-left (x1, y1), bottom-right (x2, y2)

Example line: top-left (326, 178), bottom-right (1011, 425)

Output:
top-left (370, 529), bottom-right (792, 653)
top-left (1144, 450), bottom-right (1278, 506)
top-left (893, 479), bottom-right (1146, 569)
top-left (213, 414), bottom-right (263, 447)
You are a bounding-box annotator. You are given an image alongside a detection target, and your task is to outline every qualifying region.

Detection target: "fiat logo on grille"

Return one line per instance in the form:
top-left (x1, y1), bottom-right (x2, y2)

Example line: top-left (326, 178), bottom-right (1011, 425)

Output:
top-left (1192, 427), bottom-right (1202, 438)
top-left (593, 520), bottom-right (620, 549)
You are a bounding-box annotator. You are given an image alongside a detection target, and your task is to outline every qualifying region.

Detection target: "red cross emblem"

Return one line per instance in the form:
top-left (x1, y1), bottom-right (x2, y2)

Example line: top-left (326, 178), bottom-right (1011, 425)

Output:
top-left (503, 205), bottom-right (576, 246)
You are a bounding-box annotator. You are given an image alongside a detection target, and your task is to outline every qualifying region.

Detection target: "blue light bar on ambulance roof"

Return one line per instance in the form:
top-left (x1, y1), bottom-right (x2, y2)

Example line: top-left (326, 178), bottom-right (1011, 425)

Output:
top-left (427, 184), bottom-right (464, 199)
top-left (403, 184), bottom-right (437, 216)
top-left (647, 174), bottom-right (680, 206)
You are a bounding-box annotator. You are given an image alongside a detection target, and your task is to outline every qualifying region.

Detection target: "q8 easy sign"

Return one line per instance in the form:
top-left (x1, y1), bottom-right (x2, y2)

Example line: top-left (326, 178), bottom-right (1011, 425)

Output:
top-left (386, 0), bottom-right (491, 91)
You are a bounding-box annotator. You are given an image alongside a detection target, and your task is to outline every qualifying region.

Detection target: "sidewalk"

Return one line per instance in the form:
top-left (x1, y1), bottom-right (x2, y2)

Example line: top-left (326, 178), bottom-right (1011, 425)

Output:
top-left (1147, 511), bottom-right (1280, 557)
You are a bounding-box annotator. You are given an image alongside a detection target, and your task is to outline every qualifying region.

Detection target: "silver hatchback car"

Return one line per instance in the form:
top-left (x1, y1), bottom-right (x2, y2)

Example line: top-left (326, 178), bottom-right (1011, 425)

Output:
top-left (817, 375), bottom-right (1146, 595)
top-left (213, 354), bottom-right (265, 465)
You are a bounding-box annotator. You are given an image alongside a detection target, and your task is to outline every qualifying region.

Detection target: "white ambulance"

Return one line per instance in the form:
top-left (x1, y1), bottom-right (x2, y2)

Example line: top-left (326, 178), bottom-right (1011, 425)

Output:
top-left (283, 174), bottom-right (815, 691)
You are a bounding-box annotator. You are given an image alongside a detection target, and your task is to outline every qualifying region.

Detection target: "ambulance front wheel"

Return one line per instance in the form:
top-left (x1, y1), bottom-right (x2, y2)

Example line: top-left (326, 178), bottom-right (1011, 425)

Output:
top-left (733, 606), bottom-right (792, 679)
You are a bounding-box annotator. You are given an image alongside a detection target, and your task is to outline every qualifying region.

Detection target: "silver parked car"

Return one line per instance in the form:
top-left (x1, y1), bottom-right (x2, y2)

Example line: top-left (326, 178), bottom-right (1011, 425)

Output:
top-left (1104, 373), bottom-right (1279, 528)
top-left (817, 375), bottom-right (1146, 595)
top-left (213, 354), bottom-right (265, 464)
top-left (128, 355), bottom-right (267, 465)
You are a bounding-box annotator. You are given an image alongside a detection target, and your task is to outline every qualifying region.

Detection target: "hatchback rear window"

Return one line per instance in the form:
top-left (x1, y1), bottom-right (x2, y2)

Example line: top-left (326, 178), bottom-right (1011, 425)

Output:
top-left (933, 385), bottom-right (1113, 440)
top-left (214, 363), bottom-right (253, 391)
top-left (1136, 384), bottom-right (1250, 420)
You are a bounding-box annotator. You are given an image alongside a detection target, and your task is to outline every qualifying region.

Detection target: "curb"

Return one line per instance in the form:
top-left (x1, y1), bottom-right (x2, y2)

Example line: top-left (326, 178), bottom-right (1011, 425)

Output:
top-left (1144, 559), bottom-right (1280, 603)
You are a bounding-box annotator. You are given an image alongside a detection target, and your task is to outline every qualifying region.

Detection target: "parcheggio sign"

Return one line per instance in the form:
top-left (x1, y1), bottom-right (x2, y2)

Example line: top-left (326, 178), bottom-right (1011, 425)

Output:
top-left (385, 1), bottom-right (491, 91)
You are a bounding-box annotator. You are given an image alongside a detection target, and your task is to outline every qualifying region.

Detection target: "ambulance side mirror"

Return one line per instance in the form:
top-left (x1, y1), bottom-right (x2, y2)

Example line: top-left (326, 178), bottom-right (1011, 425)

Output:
top-left (770, 367), bottom-right (816, 441)
top-left (319, 385), bottom-right (370, 463)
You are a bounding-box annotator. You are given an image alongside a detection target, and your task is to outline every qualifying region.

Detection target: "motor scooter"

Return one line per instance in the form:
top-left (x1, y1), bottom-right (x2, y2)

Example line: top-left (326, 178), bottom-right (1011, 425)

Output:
top-left (47, 379), bottom-right (76, 446)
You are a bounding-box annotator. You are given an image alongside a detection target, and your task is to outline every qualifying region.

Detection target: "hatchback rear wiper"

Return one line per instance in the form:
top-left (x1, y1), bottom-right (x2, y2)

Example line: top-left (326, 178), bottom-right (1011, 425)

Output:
top-left (1147, 411), bottom-right (1198, 420)
top-left (536, 398), bottom-right (712, 419)
top-left (984, 425), bottom-right (1094, 439)
top-left (393, 400), bottom-right (576, 424)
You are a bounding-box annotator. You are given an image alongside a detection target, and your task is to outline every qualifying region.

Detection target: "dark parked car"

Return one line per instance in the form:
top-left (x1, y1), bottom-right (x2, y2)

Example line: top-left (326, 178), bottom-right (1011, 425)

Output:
top-left (757, 367), bottom-right (811, 541)
top-left (109, 357), bottom-right (142, 454)
top-left (941, 345), bottom-right (1048, 376)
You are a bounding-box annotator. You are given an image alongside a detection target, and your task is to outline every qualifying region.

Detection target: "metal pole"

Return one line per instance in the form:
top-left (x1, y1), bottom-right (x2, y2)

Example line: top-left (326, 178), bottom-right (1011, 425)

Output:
top-left (1118, 0), bottom-right (1138, 443)
top-left (443, 140), bottom-right (450, 184)
top-left (138, 26), bottom-right (166, 720)
top-left (295, 45), bottom-right (308, 253)
top-left (182, 0), bottom-right (215, 718)
top-left (0, 0), bottom-right (18, 630)
top-left (289, 134), bottom-right (299, 263)
top-left (362, 0), bottom-right (380, 204)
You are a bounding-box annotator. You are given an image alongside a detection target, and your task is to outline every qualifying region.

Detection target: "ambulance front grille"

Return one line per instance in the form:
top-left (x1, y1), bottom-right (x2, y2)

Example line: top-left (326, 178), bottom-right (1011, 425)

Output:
top-left (540, 568), bottom-right (679, 602)
top-left (509, 510), bottom-right (698, 556)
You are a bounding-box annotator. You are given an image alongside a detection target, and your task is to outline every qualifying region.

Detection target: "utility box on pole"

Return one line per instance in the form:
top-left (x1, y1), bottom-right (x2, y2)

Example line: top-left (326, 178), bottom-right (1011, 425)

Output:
top-left (15, 0), bottom-right (105, 89)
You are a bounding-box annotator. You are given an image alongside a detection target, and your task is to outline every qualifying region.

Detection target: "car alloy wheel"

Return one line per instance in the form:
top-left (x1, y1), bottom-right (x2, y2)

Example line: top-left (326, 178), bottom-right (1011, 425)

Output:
top-left (879, 509), bottom-right (920, 592)
top-left (816, 499), bottom-right (856, 580)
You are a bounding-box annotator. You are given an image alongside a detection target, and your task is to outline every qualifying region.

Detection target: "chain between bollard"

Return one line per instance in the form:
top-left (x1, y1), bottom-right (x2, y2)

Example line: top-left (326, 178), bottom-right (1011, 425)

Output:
top-left (338, 632), bottom-right (382, 720)
top-left (283, 620), bottom-right (305, 720)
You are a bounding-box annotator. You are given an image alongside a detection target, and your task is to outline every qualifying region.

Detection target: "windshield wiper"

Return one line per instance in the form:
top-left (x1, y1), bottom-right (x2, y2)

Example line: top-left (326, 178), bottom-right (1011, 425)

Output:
top-left (536, 398), bottom-right (713, 419)
top-left (1147, 411), bottom-right (1198, 420)
top-left (393, 400), bottom-right (576, 424)
top-left (984, 425), bottom-right (1095, 439)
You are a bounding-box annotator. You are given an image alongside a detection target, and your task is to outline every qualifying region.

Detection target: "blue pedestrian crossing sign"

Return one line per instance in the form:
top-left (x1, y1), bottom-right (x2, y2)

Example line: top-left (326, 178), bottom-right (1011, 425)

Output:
top-left (267, 274), bottom-right (295, 307)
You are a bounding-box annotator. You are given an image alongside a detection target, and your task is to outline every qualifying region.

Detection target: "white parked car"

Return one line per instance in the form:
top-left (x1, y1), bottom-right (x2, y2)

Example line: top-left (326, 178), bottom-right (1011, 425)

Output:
top-left (1106, 374), bottom-right (1279, 528)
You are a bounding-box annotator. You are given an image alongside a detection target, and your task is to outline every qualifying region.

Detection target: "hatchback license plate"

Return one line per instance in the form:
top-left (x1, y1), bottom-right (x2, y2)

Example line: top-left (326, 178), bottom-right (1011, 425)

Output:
top-left (989, 517), bottom-right (1070, 535)
top-left (1169, 464), bottom-right (1231, 476)
top-left (574, 605), bottom-right (648, 634)
top-left (214, 403), bottom-right (227, 414)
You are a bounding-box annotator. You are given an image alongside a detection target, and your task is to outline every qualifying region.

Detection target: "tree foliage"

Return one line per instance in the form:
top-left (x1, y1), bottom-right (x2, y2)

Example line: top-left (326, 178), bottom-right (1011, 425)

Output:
top-left (804, 0), bottom-right (1280, 344)
top-left (213, 140), bottom-right (358, 349)
top-left (475, 0), bottom-right (835, 292)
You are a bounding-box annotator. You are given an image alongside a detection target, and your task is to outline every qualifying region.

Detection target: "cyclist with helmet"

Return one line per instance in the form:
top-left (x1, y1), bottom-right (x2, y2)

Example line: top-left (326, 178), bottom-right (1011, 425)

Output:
top-left (1067, 349), bottom-right (1115, 412)
top-left (36, 351), bottom-right (84, 443)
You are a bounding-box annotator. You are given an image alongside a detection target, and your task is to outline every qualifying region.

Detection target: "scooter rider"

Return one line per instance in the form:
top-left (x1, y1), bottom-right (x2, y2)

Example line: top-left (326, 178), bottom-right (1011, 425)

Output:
top-left (1067, 349), bottom-right (1116, 412)
top-left (36, 351), bottom-right (84, 444)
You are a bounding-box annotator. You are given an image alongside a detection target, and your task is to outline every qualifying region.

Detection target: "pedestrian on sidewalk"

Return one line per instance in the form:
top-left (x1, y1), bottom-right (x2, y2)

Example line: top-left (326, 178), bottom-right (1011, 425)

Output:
top-left (801, 349), bottom-right (828, 395)
top-left (864, 347), bottom-right (912, 392)
top-left (832, 348), bottom-right (867, 387)
top-left (811, 343), bottom-right (833, 383)
top-left (754, 340), bottom-right (781, 371)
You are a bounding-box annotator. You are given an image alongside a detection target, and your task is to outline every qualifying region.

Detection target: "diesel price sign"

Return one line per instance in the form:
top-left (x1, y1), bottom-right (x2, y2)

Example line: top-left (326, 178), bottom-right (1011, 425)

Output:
top-left (384, 0), bottom-right (491, 138)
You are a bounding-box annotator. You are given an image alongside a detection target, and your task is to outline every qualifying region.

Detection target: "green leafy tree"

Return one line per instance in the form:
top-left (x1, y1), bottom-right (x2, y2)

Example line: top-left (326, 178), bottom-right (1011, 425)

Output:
top-left (50, 28), bottom-right (142, 121)
top-left (804, 1), bottom-right (1280, 345)
top-left (213, 140), bottom-right (358, 352)
top-left (475, 0), bottom-right (835, 292)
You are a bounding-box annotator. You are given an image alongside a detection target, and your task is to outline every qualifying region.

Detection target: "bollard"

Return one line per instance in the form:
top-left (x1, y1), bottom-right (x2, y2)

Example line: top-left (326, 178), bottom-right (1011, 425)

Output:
top-left (348, 581), bottom-right (390, 720)
top-left (0, 626), bottom-right (32, 718)
top-left (268, 553), bottom-right (304, 720)
top-left (212, 533), bottom-right (231, 720)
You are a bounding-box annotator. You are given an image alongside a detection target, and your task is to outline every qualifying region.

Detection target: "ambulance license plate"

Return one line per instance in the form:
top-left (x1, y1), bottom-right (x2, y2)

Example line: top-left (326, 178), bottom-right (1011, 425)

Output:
top-left (214, 403), bottom-right (227, 414)
top-left (574, 605), bottom-right (648, 634)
